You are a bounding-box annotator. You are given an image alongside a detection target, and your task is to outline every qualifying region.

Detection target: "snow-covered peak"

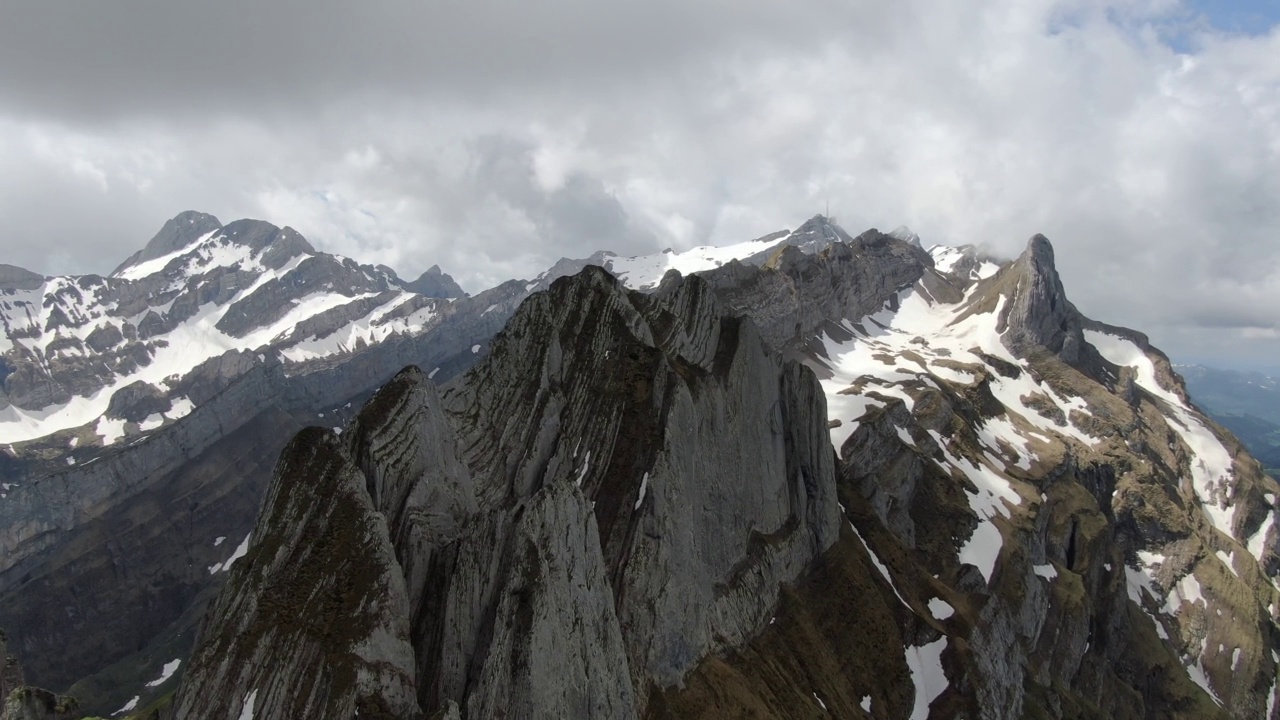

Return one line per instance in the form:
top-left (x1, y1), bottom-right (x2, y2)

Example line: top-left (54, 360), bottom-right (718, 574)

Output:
top-left (110, 210), bottom-right (224, 278)
top-left (607, 235), bottom-right (791, 290)
top-left (928, 243), bottom-right (1000, 280)
top-left (0, 217), bottom-right (459, 450)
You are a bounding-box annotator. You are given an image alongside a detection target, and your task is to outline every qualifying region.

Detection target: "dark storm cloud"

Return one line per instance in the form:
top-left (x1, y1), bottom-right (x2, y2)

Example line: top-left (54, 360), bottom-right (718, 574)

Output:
top-left (0, 0), bottom-right (875, 118)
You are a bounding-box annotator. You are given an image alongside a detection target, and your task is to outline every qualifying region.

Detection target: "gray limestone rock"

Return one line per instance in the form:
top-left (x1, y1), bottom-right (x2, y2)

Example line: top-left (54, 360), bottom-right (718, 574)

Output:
top-left (0, 688), bottom-right (78, 720)
top-left (0, 632), bottom-right (23, 704)
top-left (171, 428), bottom-right (421, 720)
top-left (2, 364), bottom-right (69, 412)
top-left (0, 265), bottom-right (43, 292)
top-left (429, 484), bottom-right (638, 720)
top-left (104, 380), bottom-right (171, 422)
top-left (83, 323), bottom-right (123, 353)
top-left (0, 633), bottom-right (76, 720)
top-left (699, 226), bottom-right (932, 354)
top-left (173, 264), bottom-right (842, 718)
top-left (441, 266), bottom-right (841, 705)
top-left (996, 234), bottom-right (1090, 363)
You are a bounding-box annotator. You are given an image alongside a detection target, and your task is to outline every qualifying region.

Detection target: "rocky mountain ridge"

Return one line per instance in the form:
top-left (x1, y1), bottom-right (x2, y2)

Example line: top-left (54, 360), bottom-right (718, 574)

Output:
top-left (171, 217), bottom-right (1280, 718)
top-left (5, 214), bottom-right (1280, 718)
top-left (0, 212), bottom-right (870, 714)
top-left (174, 261), bottom-right (846, 719)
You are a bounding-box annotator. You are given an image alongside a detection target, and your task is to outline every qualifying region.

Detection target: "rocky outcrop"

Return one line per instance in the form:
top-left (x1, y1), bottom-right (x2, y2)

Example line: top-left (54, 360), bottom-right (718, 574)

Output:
top-left (104, 381), bottom-right (171, 422)
top-left (698, 223), bottom-right (932, 353)
top-left (0, 632), bottom-right (77, 720)
top-left (654, 232), bottom-right (1280, 719)
top-left (2, 363), bottom-right (70, 412)
top-left (992, 234), bottom-right (1092, 363)
top-left (0, 688), bottom-right (78, 720)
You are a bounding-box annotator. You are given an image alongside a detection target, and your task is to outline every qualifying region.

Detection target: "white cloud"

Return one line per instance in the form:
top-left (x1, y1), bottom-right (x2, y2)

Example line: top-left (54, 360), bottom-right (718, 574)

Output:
top-left (0, 0), bottom-right (1276, 365)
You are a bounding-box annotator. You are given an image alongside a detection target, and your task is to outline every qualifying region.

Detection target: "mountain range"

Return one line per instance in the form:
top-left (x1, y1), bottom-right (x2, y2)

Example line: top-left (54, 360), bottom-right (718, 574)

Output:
top-left (1, 213), bottom-right (1278, 719)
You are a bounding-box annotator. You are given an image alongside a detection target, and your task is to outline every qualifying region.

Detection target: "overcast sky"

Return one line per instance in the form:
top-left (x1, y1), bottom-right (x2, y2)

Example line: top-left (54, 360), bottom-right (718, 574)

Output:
top-left (1, 0), bottom-right (1277, 368)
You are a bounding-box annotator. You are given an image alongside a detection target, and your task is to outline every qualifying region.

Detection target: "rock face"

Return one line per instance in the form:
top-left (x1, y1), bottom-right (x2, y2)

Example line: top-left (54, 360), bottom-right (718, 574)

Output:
top-left (0, 689), bottom-right (78, 720)
top-left (175, 265), bottom-right (843, 717)
top-left (171, 428), bottom-right (420, 720)
top-left (698, 222), bottom-right (933, 353)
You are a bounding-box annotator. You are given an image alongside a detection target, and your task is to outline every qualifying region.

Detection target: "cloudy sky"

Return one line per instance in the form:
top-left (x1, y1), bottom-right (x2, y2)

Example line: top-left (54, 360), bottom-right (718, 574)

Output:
top-left (1, 0), bottom-right (1277, 368)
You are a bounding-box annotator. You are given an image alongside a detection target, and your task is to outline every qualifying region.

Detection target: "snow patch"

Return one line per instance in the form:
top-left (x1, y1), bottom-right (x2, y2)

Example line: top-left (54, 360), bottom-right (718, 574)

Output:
top-left (851, 522), bottom-right (911, 609)
top-left (608, 236), bottom-right (787, 290)
top-left (238, 689), bottom-right (258, 720)
top-left (905, 637), bottom-right (948, 720)
top-left (1249, 513), bottom-right (1274, 561)
top-left (145, 658), bottom-right (181, 687)
top-left (634, 471), bottom-right (649, 510)
top-left (928, 597), bottom-right (954, 620)
top-left (958, 519), bottom-right (1003, 584)
top-left (576, 451), bottom-right (592, 487)
top-left (1033, 564), bottom-right (1058, 580)
top-left (1162, 572), bottom-right (1206, 615)
top-left (1216, 550), bottom-right (1239, 578)
top-left (96, 415), bottom-right (127, 445)
top-left (209, 532), bottom-right (251, 574)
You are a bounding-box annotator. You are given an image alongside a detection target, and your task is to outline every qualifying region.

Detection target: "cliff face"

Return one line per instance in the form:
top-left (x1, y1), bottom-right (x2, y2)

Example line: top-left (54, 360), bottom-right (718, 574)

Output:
top-left (174, 265), bottom-right (845, 718)
top-left (171, 428), bottom-right (419, 719)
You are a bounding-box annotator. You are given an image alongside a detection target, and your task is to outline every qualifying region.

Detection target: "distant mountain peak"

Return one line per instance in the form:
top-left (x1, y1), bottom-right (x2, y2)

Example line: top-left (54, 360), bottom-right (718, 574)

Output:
top-left (110, 211), bottom-right (223, 277)
top-left (401, 264), bottom-right (466, 298)
top-left (888, 225), bottom-right (922, 247)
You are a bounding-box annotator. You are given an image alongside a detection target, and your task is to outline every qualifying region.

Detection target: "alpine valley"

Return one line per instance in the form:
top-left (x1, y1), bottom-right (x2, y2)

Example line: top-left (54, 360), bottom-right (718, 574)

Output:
top-left (1, 212), bottom-right (1277, 720)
